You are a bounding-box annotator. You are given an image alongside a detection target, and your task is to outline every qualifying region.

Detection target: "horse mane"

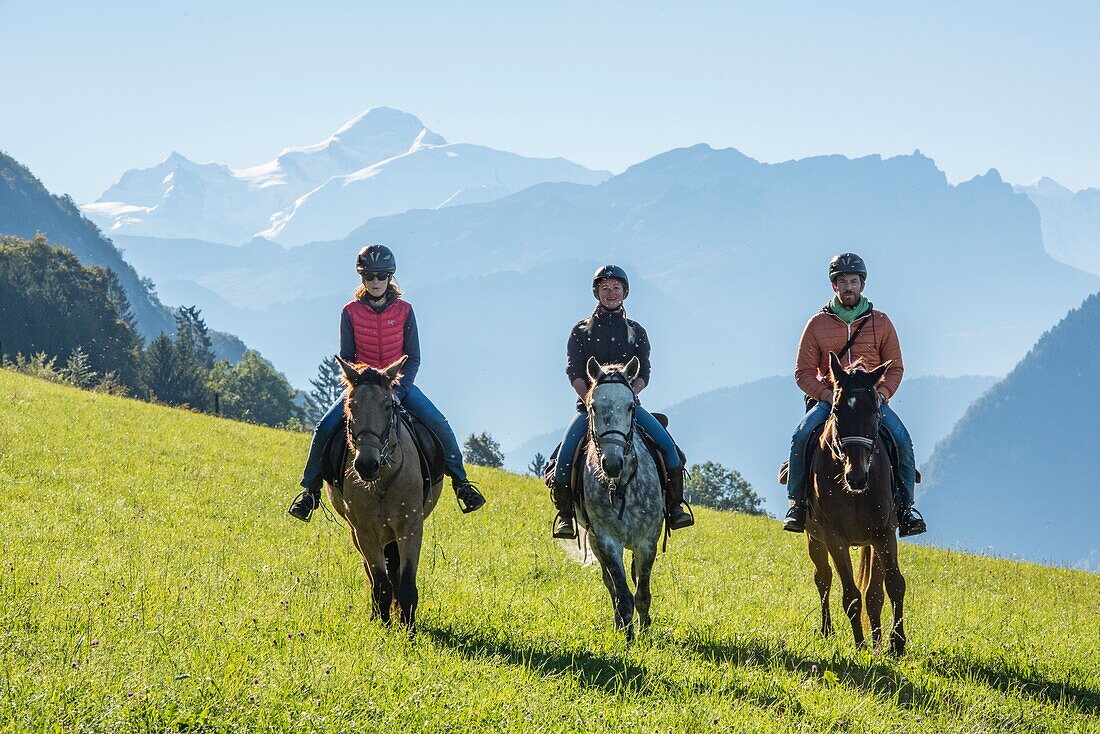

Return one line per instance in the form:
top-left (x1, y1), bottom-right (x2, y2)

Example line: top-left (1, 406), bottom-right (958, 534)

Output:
top-left (819, 415), bottom-right (843, 459)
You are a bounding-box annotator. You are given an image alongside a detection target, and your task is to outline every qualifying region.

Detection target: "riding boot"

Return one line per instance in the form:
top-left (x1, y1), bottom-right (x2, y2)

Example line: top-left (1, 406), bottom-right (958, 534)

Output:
top-left (892, 474), bottom-right (927, 537)
top-left (665, 467), bottom-right (694, 531)
top-left (783, 477), bottom-right (807, 533)
top-left (452, 478), bottom-right (487, 514)
top-left (897, 504), bottom-right (927, 537)
top-left (550, 478), bottom-right (578, 539)
top-left (782, 504), bottom-right (807, 533)
top-left (288, 487), bottom-right (321, 522)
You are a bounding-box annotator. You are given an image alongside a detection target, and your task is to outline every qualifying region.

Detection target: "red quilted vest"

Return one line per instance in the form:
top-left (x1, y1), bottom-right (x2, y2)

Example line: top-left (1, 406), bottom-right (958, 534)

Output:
top-left (343, 298), bottom-right (411, 369)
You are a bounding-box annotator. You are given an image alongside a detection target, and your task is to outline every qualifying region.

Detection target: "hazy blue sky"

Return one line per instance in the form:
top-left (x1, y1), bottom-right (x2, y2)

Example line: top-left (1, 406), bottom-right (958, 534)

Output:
top-left (2, 0), bottom-right (1097, 202)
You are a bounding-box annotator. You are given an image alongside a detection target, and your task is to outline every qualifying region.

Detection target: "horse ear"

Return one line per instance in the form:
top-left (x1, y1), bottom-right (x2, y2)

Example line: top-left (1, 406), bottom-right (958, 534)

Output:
top-left (335, 355), bottom-right (362, 386)
top-left (586, 357), bottom-right (603, 383)
top-left (383, 355), bottom-right (408, 384)
top-left (828, 352), bottom-right (845, 384)
top-left (870, 360), bottom-right (893, 384)
top-left (623, 356), bottom-right (641, 382)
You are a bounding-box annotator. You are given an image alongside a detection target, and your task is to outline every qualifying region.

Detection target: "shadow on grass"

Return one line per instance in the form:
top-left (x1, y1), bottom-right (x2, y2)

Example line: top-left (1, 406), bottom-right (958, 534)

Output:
top-left (923, 653), bottom-right (1099, 715)
top-left (678, 630), bottom-right (1099, 715)
top-left (422, 623), bottom-right (680, 697)
top-left (678, 630), bottom-right (951, 710)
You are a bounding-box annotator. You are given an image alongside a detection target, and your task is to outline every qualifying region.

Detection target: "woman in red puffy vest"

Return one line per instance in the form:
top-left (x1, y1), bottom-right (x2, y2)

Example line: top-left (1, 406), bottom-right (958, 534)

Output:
top-left (288, 244), bottom-right (487, 521)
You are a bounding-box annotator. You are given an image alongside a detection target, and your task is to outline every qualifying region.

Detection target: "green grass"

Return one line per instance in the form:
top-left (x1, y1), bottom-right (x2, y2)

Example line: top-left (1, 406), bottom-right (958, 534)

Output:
top-left (0, 369), bottom-right (1097, 732)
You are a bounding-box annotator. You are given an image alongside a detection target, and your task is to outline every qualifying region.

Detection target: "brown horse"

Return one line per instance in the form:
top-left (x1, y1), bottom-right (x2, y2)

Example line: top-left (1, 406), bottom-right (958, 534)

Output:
top-left (805, 352), bottom-right (907, 655)
top-left (330, 355), bottom-right (443, 628)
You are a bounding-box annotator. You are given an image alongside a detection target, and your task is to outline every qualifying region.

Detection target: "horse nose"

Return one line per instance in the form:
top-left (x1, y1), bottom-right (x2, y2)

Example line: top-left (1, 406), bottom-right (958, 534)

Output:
top-left (845, 469), bottom-right (868, 493)
top-left (602, 455), bottom-right (623, 478)
top-left (356, 457), bottom-right (380, 480)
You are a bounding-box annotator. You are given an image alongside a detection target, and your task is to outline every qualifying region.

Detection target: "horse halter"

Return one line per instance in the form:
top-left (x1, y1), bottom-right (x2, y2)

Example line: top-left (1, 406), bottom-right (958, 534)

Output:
top-left (347, 394), bottom-right (400, 467)
top-left (828, 386), bottom-right (881, 462)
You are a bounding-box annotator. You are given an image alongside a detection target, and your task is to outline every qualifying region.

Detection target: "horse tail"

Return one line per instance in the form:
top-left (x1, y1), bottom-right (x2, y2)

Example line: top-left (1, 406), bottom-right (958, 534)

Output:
top-left (857, 545), bottom-right (873, 592)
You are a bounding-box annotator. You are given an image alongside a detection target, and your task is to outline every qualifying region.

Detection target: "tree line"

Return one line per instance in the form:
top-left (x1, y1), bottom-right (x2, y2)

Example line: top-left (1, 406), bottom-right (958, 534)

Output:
top-left (1, 235), bottom-right (302, 428)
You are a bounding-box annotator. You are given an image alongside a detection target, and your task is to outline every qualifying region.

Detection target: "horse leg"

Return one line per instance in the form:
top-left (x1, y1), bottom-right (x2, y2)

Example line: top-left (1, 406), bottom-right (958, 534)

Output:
top-left (631, 542), bottom-right (658, 632)
top-left (394, 528), bottom-right (425, 630)
top-left (589, 537), bottom-right (634, 641)
top-left (808, 535), bottom-right (833, 637)
top-left (827, 543), bottom-right (864, 647)
top-left (384, 541), bottom-right (402, 621)
top-left (879, 534), bottom-right (907, 656)
top-left (363, 551), bottom-right (393, 624)
top-left (349, 527), bottom-right (393, 623)
top-left (860, 545), bottom-right (886, 651)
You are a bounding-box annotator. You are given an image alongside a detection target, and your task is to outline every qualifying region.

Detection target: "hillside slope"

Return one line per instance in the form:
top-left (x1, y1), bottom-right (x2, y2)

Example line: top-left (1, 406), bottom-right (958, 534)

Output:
top-left (0, 369), bottom-right (1096, 732)
top-left (920, 291), bottom-right (1100, 569)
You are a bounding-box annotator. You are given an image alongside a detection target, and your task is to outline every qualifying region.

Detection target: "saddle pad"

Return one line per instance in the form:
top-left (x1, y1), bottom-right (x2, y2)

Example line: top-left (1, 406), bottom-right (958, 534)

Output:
top-left (399, 408), bottom-right (446, 499)
top-left (321, 416), bottom-right (350, 491)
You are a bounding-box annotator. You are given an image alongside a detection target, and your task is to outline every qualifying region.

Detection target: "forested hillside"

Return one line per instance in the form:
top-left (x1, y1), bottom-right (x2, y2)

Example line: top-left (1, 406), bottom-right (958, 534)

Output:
top-left (920, 292), bottom-right (1100, 569)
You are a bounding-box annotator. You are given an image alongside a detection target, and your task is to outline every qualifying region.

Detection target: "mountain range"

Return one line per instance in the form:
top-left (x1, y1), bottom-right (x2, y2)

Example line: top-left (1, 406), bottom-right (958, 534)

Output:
top-left (1015, 177), bottom-right (1100, 277)
top-left (110, 141), bottom-right (1098, 449)
top-left (83, 107), bottom-right (608, 245)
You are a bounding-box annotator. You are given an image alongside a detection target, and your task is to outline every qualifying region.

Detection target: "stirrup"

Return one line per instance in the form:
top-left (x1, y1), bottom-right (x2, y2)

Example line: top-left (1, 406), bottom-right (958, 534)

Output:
top-left (666, 503), bottom-right (694, 530)
top-left (288, 489), bottom-right (319, 522)
top-left (552, 512), bottom-right (578, 540)
top-left (782, 504), bottom-right (806, 533)
top-left (898, 506), bottom-right (927, 537)
top-left (454, 481), bottom-right (486, 514)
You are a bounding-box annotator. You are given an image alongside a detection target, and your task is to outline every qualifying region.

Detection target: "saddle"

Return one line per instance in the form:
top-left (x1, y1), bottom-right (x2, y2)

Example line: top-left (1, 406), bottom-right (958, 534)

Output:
top-left (322, 408), bottom-right (446, 503)
top-left (777, 421), bottom-right (919, 495)
top-left (544, 412), bottom-right (684, 498)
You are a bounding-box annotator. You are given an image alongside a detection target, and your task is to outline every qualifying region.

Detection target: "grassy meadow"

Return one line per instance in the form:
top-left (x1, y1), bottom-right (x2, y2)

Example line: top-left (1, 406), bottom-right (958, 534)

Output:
top-left (0, 369), bottom-right (1097, 732)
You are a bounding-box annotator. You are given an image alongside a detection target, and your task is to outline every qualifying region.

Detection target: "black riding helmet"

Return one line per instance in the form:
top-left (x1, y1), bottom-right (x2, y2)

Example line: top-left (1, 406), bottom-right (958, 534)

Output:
top-left (829, 253), bottom-right (868, 282)
top-left (356, 244), bottom-right (396, 274)
top-left (592, 264), bottom-right (629, 298)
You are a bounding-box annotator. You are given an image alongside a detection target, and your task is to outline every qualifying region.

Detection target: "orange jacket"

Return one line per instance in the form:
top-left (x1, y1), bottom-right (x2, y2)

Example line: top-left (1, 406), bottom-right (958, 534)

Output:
top-left (795, 305), bottom-right (904, 403)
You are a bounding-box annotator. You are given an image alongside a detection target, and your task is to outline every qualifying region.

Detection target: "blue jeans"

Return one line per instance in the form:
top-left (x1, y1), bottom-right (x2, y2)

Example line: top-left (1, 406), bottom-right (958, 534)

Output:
top-left (553, 405), bottom-right (681, 488)
top-left (300, 385), bottom-right (467, 492)
top-left (786, 401), bottom-right (916, 506)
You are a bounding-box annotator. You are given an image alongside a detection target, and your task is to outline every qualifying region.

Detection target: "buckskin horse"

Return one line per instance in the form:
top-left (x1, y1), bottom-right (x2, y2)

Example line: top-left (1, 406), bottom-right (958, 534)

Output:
top-left (330, 355), bottom-right (443, 628)
top-left (805, 353), bottom-right (907, 655)
top-left (577, 357), bottom-right (665, 641)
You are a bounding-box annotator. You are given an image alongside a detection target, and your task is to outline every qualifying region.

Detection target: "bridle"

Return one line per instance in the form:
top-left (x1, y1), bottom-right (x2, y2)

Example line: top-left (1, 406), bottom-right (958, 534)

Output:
top-left (346, 394), bottom-right (400, 468)
top-left (827, 385), bottom-right (882, 466)
top-left (587, 371), bottom-right (638, 493)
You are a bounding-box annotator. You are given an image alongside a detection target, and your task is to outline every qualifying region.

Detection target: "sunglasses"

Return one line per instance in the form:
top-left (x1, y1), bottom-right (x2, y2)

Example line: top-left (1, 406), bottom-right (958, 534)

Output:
top-left (361, 272), bottom-right (393, 282)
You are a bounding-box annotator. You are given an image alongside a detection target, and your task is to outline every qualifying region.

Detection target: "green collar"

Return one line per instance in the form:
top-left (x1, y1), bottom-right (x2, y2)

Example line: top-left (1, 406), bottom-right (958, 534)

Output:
top-left (828, 296), bottom-right (870, 324)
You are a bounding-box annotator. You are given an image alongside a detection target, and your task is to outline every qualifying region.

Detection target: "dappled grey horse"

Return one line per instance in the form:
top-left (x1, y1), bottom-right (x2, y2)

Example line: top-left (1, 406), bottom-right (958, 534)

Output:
top-left (576, 357), bottom-right (664, 641)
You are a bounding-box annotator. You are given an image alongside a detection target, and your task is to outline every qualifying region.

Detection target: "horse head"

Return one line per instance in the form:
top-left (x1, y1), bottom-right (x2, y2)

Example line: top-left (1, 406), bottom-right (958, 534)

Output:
top-left (585, 356), bottom-right (640, 480)
top-left (825, 352), bottom-right (893, 493)
top-left (336, 355), bottom-right (406, 482)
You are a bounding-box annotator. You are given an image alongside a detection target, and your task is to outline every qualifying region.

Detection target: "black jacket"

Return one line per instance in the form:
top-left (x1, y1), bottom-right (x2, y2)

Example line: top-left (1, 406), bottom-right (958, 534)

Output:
top-left (566, 306), bottom-right (651, 387)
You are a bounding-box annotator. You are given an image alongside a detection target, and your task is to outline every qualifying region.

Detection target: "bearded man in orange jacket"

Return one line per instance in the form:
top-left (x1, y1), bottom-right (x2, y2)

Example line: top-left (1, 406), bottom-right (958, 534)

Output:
top-left (782, 253), bottom-right (927, 537)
